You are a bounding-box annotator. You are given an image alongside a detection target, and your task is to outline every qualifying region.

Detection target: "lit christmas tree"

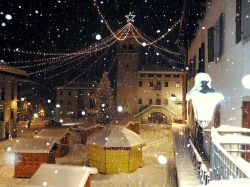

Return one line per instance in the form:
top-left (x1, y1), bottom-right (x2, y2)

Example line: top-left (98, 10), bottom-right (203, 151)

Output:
top-left (96, 72), bottom-right (115, 125)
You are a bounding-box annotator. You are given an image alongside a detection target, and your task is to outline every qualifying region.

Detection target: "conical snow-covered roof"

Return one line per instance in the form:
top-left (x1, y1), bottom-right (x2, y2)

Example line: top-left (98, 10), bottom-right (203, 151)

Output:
top-left (86, 125), bottom-right (145, 148)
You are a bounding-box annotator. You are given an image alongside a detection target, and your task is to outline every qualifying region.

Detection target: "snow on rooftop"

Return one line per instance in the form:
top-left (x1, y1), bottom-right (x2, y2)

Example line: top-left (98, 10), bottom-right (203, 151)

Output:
top-left (198, 179), bottom-right (250, 187)
top-left (26, 164), bottom-right (98, 187)
top-left (9, 138), bottom-right (55, 153)
top-left (35, 128), bottom-right (69, 141)
top-left (216, 125), bottom-right (250, 133)
top-left (212, 127), bottom-right (250, 144)
top-left (86, 126), bottom-right (145, 148)
top-left (0, 65), bottom-right (28, 76)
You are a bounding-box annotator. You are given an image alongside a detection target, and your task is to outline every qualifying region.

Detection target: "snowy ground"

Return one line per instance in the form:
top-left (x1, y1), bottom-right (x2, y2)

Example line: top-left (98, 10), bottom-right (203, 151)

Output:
top-left (0, 124), bottom-right (177, 187)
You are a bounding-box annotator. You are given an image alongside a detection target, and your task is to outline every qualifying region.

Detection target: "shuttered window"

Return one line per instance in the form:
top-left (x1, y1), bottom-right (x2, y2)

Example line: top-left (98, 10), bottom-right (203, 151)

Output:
top-left (199, 42), bottom-right (205, 72)
top-left (208, 14), bottom-right (224, 63)
top-left (208, 26), bottom-right (215, 62)
top-left (242, 0), bottom-right (250, 39)
top-left (236, 0), bottom-right (242, 43)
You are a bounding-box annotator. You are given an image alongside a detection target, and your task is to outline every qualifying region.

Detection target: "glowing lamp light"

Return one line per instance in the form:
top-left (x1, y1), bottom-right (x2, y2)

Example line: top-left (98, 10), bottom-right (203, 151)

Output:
top-left (81, 111), bottom-right (86, 116)
top-left (186, 73), bottom-right (224, 128)
top-left (242, 74), bottom-right (250, 89)
top-left (141, 42), bottom-right (147, 47)
top-left (117, 106), bottom-right (123, 112)
top-left (157, 155), bottom-right (168, 165)
top-left (56, 104), bottom-right (60, 108)
top-left (95, 34), bottom-right (101, 40)
top-left (59, 119), bottom-right (63, 123)
top-left (47, 99), bottom-right (51, 103)
top-left (21, 97), bottom-right (25, 101)
top-left (33, 113), bottom-right (39, 119)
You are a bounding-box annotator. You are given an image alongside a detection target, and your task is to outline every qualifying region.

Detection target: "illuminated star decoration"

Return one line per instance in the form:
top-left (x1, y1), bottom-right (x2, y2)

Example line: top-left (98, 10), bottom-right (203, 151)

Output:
top-left (125, 12), bottom-right (136, 23)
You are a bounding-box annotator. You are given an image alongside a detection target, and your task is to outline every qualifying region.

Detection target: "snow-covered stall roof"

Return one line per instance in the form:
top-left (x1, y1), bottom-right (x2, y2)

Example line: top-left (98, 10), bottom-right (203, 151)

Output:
top-left (35, 128), bottom-right (69, 141)
top-left (86, 125), bottom-right (145, 148)
top-left (9, 138), bottom-right (55, 153)
top-left (26, 164), bottom-right (98, 187)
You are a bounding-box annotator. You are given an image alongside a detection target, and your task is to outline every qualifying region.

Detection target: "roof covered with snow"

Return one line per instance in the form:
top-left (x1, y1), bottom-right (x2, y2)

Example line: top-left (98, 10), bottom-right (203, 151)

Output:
top-left (9, 138), bottom-right (55, 153)
top-left (0, 65), bottom-right (28, 76)
top-left (86, 126), bottom-right (145, 148)
top-left (26, 164), bottom-right (98, 187)
top-left (198, 179), bottom-right (250, 187)
top-left (35, 128), bottom-right (69, 141)
top-left (216, 125), bottom-right (250, 133)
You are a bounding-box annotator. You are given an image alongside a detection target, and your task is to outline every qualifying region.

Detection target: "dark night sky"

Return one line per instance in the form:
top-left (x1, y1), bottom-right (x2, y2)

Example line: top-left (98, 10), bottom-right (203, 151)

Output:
top-left (0, 0), bottom-right (206, 88)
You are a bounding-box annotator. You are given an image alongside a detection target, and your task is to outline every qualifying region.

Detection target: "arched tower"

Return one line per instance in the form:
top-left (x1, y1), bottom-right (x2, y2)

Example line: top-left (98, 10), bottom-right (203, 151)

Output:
top-left (116, 34), bottom-right (140, 113)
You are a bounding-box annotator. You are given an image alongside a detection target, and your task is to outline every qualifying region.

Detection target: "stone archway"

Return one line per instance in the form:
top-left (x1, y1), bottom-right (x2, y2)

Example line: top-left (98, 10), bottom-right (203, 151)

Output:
top-left (148, 112), bottom-right (166, 124)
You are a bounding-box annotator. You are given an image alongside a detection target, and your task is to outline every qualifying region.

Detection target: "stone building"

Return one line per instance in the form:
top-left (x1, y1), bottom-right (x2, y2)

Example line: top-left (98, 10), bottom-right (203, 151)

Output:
top-left (185, 0), bottom-right (250, 155)
top-left (56, 34), bottom-right (185, 124)
top-left (0, 65), bottom-right (27, 140)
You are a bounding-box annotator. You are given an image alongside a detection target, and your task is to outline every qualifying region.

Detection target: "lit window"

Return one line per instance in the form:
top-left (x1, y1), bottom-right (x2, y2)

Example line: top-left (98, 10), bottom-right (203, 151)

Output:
top-left (176, 82), bottom-right (180, 88)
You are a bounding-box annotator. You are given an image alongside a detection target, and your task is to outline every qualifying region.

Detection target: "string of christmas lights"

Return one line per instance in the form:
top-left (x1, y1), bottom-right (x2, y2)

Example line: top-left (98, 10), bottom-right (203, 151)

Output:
top-left (46, 46), bottom-right (112, 79)
top-left (93, 0), bottom-right (182, 45)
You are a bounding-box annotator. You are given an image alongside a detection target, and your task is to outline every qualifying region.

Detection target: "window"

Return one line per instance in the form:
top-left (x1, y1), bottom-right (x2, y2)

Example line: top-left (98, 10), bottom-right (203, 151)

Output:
top-left (236, 0), bottom-right (242, 43)
top-left (208, 26), bottom-right (215, 62)
top-left (68, 101), bottom-right (71, 106)
top-left (242, 0), bottom-right (250, 39)
top-left (68, 91), bottom-right (71, 96)
top-left (59, 100), bottom-right (63, 105)
top-left (149, 99), bottom-right (153, 105)
top-left (59, 91), bottom-right (63, 96)
top-left (128, 43), bottom-right (134, 51)
top-left (140, 74), bottom-right (145, 77)
top-left (1, 82), bottom-right (5, 101)
top-left (165, 75), bottom-right (171, 77)
top-left (199, 42), bottom-right (205, 72)
top-left (156, 81), bottom-right (161, 86)
top-left (215, 13), bottom-right (224, 60)
top-left (176, 82), bottom-right (180, 88)
top-left (156, 74), bottom-right (162, 77)
top-left (156, 99), bottom-right (161, 105)
top-left (0, 112), bottom-right (4, 121)
top-left (164, 99), bottom-right (168, 106)
top-left (89, 98), bottom-right (95, 109)
top-left (138, 98), bottom-right (142, 104)
top-left (139, 81), bottom-right (142, 86)
top-left (149, 81), bottom-right (153, 87)
top-left (189, 57), bottom-right (196, 79)
top-left (125, 64), bottom-right (129, 69)
top-left (10, 110), bottom-right (14, 119)
top-left (11, 81), bottom-right (15, 100)
top-left (148, 74), bottom-right (153, 77)
top-left (164, 82), bottom-right (168, 87)
top-left (208, 14), bottom-right (224, 62)
top-left (173, 75), bottom-right (179, 78)
top-left (122, 44), bottom-right (127, 51)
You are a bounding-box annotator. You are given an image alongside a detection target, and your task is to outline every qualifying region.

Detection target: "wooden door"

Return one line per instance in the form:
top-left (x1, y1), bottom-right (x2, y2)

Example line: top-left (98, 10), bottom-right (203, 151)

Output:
top-left (242, 101), bottom-right (250, 162)
top-left (214, 104), bottom-right (221, 128)
top-left (242, 101), bottom-right (250, 128)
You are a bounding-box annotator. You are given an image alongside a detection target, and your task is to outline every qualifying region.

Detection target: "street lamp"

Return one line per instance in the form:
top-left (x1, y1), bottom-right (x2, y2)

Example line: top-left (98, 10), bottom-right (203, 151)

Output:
top-left (186, 73), bottom-right (224, 128)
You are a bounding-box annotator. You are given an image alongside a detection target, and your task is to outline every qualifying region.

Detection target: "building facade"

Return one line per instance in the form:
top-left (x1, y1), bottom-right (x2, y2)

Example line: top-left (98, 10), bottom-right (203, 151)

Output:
top-left (0, 65), bottom-right (27, 140)
top-left (56, 35), bottom-right (185, 124)
top-left (186, 0), bottom-right (250, 154)
top-left (56, 82), bottom-right (98, 122)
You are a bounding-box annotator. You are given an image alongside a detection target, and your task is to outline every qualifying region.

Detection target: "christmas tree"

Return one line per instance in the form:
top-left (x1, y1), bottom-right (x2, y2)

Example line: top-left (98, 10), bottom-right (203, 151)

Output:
top-left (96, 72), bottom-right (115, 125)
